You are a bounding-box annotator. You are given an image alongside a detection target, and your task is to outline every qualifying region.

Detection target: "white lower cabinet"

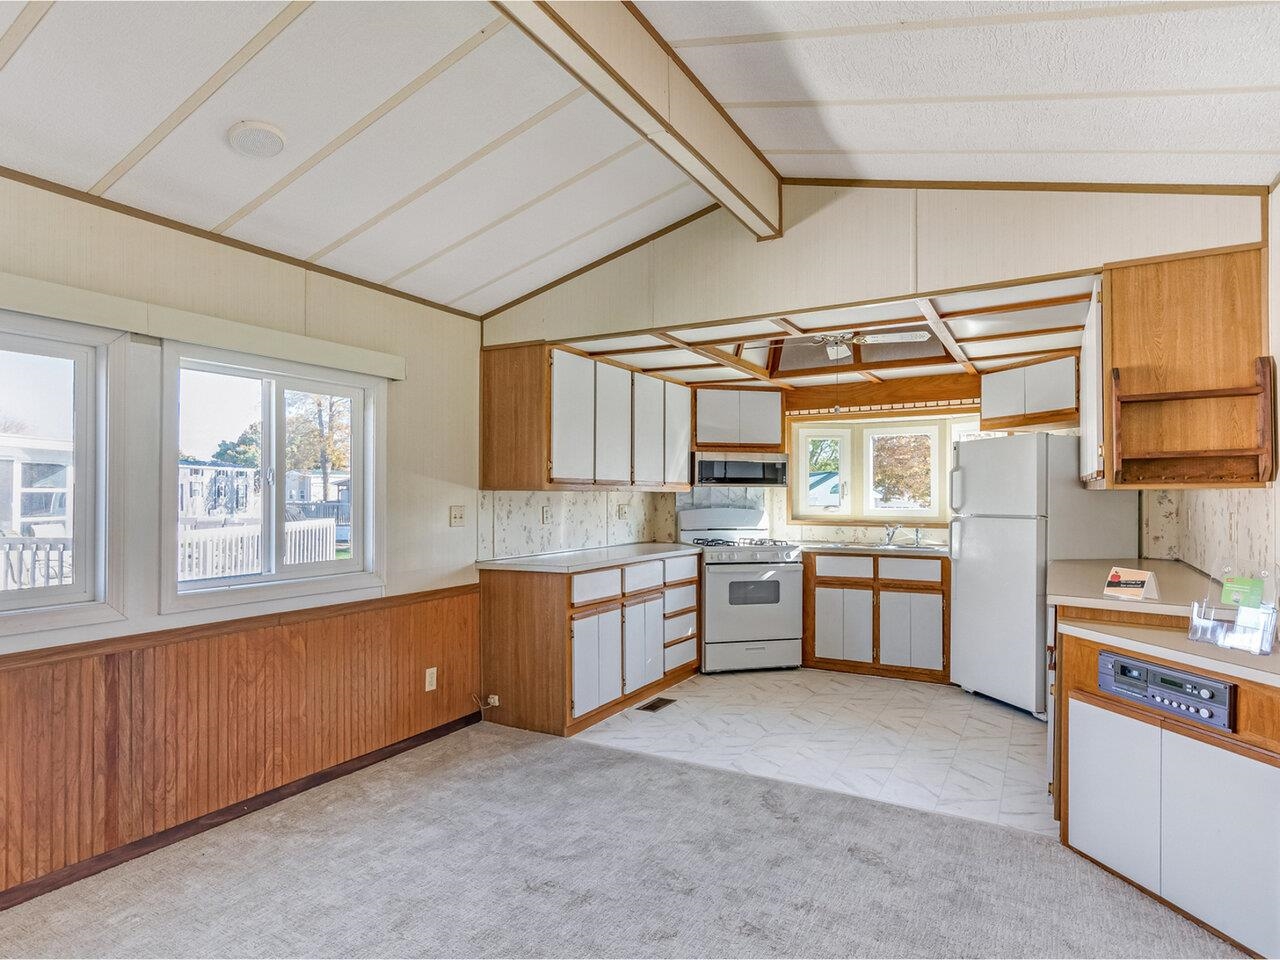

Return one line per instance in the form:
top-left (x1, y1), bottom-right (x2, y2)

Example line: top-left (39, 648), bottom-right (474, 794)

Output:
top-left (879, 590), bottom-right (943, 670)
top-left (1067, 698), bottom-right (1162, 892)
top-left (623, 597), bottom-right (664, 694)
top-left (571, 607), bottom-right (622, 719)
top-left (1068, 697), bottom-right (1280, 956)
top-left (814, 587), bottom-right (872, 662)
top-left (1160, 728), bottom-right (1280, 958)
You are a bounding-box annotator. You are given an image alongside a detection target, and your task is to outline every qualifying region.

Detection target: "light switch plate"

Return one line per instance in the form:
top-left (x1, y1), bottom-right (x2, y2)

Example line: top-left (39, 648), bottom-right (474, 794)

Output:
top-left (424, 667), bottom-right (437, 691)
top-left (616, 503), bottom-right (628, 520)
top-left (448, 505), bottom-right (464, 527)
top-left (541, 505), bottom-right (552, 524)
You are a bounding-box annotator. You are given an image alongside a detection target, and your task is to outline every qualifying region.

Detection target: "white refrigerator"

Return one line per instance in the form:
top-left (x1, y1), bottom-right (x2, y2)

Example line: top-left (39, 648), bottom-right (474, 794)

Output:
top-left (949, 433), bottom-right (1138, 715)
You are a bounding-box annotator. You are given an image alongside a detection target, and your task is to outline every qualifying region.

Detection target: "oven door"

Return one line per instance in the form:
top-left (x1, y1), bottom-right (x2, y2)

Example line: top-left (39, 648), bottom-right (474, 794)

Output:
top-left (703, 563), bottom-right (802, 642)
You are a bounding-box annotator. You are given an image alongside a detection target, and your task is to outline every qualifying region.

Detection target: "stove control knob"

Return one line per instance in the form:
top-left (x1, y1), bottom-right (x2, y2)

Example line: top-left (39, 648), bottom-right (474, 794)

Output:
top-left (1199, 688), bottom-right (1213, 700)
top-left (1199, 707), bottom-right (1211, 719)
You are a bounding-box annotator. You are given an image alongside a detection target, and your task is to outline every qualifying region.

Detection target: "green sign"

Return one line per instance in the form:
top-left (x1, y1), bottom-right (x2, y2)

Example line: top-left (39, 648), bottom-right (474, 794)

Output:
top-left (1221, 576), bottom-right (1265, 608)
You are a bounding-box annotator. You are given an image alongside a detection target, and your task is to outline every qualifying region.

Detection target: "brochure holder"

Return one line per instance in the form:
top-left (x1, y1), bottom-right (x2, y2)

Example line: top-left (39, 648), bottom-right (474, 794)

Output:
top-left (1189, 558), bottom-right (1277, 656)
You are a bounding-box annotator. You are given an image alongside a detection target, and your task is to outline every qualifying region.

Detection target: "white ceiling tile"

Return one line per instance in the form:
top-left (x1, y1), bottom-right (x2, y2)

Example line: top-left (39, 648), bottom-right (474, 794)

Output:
top-left (789, 299), bottom-right (923, 330)
top-left (443, 183), bottom-right (709, 314)
top-left (679, 319), bottom-right (785, 342)
top-left (567, 335), bottom-right (668, 353)
top-left (931, 275), bottom-right (1096, 313)
top-left (315, 93), bottom-right (638, 280)
top-left (228, 25), bottom-right (580, 260)
top-left (874, 363), bottom-right (966, 380)
top-left (668, 6), bottom-right (1280, 102)
top-left (401, 150), bottom-right (701, 309)
top-left (963, 332), bottom-right (1082, 359)
top-left (604, 348), bottom-right (712, 369)
top-left (106, 1), bottom-right (496, 228)
top-left (947, 301), bottom-right (1090, 341)
top-left (0, 1), bottom-right (285, 190)
top-left (672, 366), bottom-right (751, 383)
top-left (0, 3), bottom-right (25, 36)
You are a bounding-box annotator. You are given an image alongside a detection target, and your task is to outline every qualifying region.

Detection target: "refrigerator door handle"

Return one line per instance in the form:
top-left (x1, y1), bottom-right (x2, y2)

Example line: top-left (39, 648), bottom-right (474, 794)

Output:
top-left (948, 517), bottom-right (962, 561)
top-left (949, 463), bottom-right (963, 511)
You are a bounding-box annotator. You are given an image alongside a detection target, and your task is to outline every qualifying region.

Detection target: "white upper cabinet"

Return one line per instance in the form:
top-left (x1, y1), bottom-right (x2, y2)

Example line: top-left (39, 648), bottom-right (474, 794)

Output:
top-left (980, 366), bottom-right (1025, 421)
top-left (594, 363), bottom-right (632, 484)
top-left (633, 373), bottom-right (665, 485)
top-left (695, 388), bottom-right (782, 447)
top-left (695, 388), bottom-right (739, 444)
top-left (663, 381), bottom-right (692, 485)
top-left (550, 349), bottom-right (596, 482)
top-left (1023, 356), bottom-right (1077, 414)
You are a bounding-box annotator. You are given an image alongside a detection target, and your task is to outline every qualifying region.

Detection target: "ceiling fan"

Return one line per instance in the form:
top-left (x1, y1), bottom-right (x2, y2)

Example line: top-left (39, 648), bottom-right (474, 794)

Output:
top-left (811, 330), bottom-right (930, 360)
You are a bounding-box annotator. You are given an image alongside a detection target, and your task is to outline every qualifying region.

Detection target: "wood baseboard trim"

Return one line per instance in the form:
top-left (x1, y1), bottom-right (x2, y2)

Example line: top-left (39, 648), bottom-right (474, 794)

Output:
top-left (0, 711), bottom-right (481, 912)
top-left (803, 657), bottom-right (949, 684)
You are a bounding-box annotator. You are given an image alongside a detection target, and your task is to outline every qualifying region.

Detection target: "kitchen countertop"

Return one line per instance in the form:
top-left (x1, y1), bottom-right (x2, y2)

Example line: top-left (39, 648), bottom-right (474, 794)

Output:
top-left (1047, 558), bottom-right (1221, 619)
top-left (475, 542), bottom-right (701, 574)
top-left (800, 542), bottom-right (949, 559)
top-left (1057, 618), bottom-right (1280, 688)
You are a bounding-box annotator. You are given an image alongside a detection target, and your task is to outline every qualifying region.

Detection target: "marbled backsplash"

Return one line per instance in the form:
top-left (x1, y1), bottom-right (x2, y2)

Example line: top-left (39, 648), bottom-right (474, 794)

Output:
top-left (1140, 487), bottom-right (1277, 581)
top-left (477, 490), bottom-right (677, 561)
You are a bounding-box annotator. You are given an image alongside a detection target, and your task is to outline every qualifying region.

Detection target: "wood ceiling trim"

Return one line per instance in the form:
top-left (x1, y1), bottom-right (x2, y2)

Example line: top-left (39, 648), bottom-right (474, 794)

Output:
top-left (89, 1), bottom-right (312, 197)
top-left (654, 332), bottom-right (792, 389)
top-left (384, 137), bottom-right (644, 285)
top-left (494, 0), bottom-right (781, 238)
top-left (939, 292), bottom-right (1092, 319)
top-left (0, 1), bottom-right (51, 71)
top-left (478, 202), bottom-right (718, 319)
top-left (769, 316), bottom-right (804, 336)
top-left (215, 16), bottom-right (508, 235)
top-left (781, 177), bottom-right (1270, 197)
top-left (446, 180), bottom-right (697, 308)
top-left (666, 2), bottom-right (1240, 48)
top-left (0, 164), bottom-right (482, 321)
top-left (916, 298), bottom-right (977, 375)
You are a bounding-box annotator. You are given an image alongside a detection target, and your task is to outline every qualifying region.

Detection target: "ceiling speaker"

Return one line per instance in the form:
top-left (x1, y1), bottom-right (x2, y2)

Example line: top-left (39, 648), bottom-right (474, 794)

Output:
top-left (227, 120), bottom-right (286, 159)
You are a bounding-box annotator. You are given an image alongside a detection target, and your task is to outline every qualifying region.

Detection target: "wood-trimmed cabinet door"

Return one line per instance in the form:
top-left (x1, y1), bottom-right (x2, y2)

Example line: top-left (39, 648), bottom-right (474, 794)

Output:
top-left (595, 363), bottom-right (632, 484)
top-left (695, 388), bottom-right (739, 444)
top-left (880, 590), bottom-right (943, 670)
top-left (663, 381), bottom-right (692, 485)
top-left (739, 390), bottom-right (782, 446)
top-left (633, 373), bottom-right (665, 485)
top-left (572, 607), bottom-right (623, 718)
top-left (622, 598), bottom-right (664, 694)
top-left (550, 349), bottom-right (596, 483)
top-left (814, 586), bottom-right (872, 662)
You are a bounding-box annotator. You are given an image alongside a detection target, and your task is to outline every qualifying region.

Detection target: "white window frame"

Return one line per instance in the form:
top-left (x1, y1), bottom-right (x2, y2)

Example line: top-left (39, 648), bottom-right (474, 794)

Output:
top-left (161, 342), bottom-right (384, 614)
top-left (795, 426), bottom-right (852, 516)
top-left (863, 423), bottom-right (941, 519)
top-left (0, 310), bottom-right (126, 632)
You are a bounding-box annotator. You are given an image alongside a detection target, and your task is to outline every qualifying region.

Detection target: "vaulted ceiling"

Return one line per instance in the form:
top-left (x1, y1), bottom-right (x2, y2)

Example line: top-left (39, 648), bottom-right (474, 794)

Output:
top-left (635, 0), bottom-right (1280, 185)
top-left (0, 1), bottom-right (711, 317)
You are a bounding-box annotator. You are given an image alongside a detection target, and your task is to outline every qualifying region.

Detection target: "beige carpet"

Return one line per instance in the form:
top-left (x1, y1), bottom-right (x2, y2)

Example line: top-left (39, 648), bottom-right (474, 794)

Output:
top-left (0, 722), bottom-right (1241, 959)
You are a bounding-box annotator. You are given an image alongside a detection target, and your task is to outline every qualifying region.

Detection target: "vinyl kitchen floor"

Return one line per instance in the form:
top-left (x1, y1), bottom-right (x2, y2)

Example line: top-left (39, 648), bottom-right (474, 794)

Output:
top-left (576, 668), bottom-right (1058, 837)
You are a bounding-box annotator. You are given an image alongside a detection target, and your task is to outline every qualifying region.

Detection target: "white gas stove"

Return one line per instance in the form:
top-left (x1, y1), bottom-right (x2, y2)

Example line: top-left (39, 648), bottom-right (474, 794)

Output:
top-left (677, 508), bottom-right (802, 673)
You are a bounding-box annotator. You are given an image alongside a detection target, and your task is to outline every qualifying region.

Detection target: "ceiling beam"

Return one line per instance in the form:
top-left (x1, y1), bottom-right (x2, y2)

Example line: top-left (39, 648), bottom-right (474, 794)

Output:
top-left (770, 316), bottom-right (805, 336)
top-left (916, 298), bottom-right (977, 375)
top-left (0, 2), bottom-right (52, 71)
top-left (654, 333), bottom-right (793, 388)
top-left (493, 0), bottom-right (781, 239)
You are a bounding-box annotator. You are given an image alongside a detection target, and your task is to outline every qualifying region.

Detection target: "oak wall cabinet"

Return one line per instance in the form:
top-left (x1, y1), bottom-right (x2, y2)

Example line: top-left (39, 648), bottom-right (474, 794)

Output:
top-left (480, 551), bottom-right (702, 736)
top-left (1100, 245), bottom-right (1273, 488)
top-left (693, 386), bottom-right (784, 450)
top-left (482, 344), bottom-right (692, 491)
top-left (980, 354), bottom-right (1079, 432)
top-left (803, 551), bottom-right (950, 683)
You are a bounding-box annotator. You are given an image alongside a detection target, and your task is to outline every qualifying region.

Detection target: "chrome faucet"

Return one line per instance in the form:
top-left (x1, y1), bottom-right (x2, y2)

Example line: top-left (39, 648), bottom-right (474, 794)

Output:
top-left (883, 524), bottom-right (903, 545)
top-left (913, 527), bottom-right (923, 547)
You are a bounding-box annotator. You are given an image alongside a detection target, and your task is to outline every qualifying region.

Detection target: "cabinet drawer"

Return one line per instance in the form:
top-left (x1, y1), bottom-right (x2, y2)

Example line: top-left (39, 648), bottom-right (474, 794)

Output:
top-left (815, 555), bottom-right (873, 579)
top-left (623, 561), bottom-right (663, 594)
top-left (663, 555), bottom-right (698, 583)
top-left (664, 583), bottom-right (697, 613)
top-left (571, 568), bottom-right (622, 605)
top-left (664, 638), bottom-right (697, 672)
top-left (664, 611), bottom-right (697, 643)
top-left (878, 557), bottom-right (942, 582)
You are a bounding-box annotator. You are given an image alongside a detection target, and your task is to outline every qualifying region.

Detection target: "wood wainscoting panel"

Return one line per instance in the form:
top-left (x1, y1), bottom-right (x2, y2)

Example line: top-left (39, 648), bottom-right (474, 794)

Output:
top-left (0, 586), bottom-right (480, 898)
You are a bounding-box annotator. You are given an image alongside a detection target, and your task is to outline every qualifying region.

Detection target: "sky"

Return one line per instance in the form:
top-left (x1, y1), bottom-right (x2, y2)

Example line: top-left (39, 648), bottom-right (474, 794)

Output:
top-left (180, 368), bottom-right (262, 461)
top-left (0, 350), bottom-right (73, 440)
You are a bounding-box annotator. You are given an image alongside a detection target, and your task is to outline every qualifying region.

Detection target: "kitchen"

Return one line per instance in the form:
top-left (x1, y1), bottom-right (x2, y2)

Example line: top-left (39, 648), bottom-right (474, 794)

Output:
top-left (0, 3), bottom-right (1277, 958)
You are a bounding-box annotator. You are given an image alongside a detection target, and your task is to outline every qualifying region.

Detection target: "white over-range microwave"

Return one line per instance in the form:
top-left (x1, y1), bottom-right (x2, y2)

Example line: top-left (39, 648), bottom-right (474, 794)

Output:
top-left (692, 452), bottom-right (788, 487)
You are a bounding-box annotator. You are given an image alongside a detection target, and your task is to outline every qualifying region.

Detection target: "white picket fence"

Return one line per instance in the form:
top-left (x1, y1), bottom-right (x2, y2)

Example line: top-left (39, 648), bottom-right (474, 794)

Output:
top-left (177, 518), bottom-right (336, 581)
top-left (0, 538), bottom-right (73, 591)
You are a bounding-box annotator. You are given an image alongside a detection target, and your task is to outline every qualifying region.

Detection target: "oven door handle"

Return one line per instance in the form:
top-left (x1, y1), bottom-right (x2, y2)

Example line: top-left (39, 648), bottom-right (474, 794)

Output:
top-left (703, 563), bottom-right (802, 577)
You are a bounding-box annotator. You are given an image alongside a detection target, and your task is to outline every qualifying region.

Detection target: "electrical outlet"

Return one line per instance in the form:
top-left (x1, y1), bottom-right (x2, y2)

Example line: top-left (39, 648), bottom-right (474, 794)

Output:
top-left (486, 694), bottom-right (500, 707)
top-left (616, 502), bottom-right (628, 520)
top-left (541, 505), bottom-right (552, 525)
top-left (448, 505), bottom-right (464, 527)
top-left (424, 667), bottom-right (437, 691)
